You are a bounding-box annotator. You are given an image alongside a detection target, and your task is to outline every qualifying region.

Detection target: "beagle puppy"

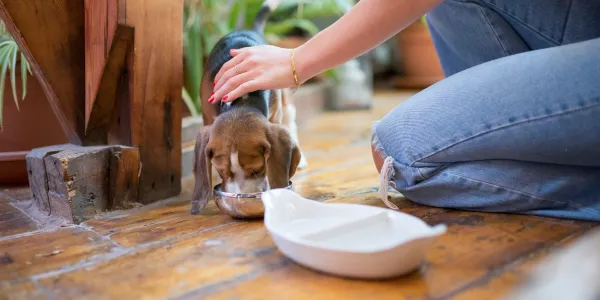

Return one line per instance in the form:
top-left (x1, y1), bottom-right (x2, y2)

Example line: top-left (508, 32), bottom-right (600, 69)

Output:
top-left (191, 0), bottom-right (307, 214)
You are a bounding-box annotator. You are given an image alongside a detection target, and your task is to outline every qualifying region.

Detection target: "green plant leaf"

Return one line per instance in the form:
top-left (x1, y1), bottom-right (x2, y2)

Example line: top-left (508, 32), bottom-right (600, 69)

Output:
top-left (228, 0), bottom-right (243, 30)
top-left (264, 33), bottom-right (282, 45)
top-left (293, 0), bottom-right (349, 19)
top-left (265, 19), bottom-right (320, 37)
top-left (182, 88), bottom-right (199, 117)
top-left (9, 42), bottom-right (18, 109)
top-left (20, 52), bottom-right (27, 100)
top-left (323, 67), bottom-right (340, 83)
top-left (0, 44), bottom-right (9, 128)
top-left (0, 20), bottom-right (31, 128)
top-left (240, 0), bottom-right (265, 29)
top-left (333, 0), bottom-right (354, 13)
top-left (183, 13), bottom-right (203, 116)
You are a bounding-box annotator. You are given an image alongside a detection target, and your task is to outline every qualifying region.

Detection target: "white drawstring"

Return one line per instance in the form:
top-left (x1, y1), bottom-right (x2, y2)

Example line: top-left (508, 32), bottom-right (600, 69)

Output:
top-left (378, 156), bottom-right (399, 210)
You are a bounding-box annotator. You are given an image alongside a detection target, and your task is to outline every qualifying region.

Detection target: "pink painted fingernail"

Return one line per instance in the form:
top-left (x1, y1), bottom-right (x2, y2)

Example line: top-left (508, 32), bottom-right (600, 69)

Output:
top-left (208, 96), bottom-right (214, 103)
top-left (212, 82), bottom-right (216, 87)
top-left (222, 95), bottom-right (229, 102)
top-left (211, 91), bottom-right (214, 95)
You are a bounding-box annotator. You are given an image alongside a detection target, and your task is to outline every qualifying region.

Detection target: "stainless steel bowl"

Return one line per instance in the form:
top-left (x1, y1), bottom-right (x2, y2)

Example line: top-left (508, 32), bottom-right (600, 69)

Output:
top-left (213, 182), bottom-right (293, 219)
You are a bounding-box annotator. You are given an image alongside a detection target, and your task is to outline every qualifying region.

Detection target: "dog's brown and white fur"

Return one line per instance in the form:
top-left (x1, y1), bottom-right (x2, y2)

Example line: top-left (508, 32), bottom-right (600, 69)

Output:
top-left (191, 1), bottom-right (306, 214)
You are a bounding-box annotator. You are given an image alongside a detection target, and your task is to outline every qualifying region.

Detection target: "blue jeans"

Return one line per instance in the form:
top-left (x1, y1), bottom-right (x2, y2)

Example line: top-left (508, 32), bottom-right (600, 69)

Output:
top-left (372, 0), bottom-right (600, 221)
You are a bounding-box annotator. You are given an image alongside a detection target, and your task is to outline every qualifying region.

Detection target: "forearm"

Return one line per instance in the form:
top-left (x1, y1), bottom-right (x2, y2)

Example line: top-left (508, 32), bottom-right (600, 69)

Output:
top-left (295, 0), bottom-right (443, 83)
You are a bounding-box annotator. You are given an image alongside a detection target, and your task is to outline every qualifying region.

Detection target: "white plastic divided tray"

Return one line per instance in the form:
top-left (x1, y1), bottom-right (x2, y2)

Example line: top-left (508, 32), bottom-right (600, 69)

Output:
top-left (261, 189), bottom-right (447, 279)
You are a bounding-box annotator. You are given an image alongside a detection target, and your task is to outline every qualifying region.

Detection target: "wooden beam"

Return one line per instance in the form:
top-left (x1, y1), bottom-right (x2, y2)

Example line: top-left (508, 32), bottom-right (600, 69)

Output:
top-left (0, 0), bottom-right (86, 144)
top-left (84, 24), bottom-right (134, 145)
top-left (26, 144), bottom-right (80, 216)
top-left (108, 147), bottom-right (140, 210)
top-left (26, 144), bottom-right (141, 224)
top-left (10, 0), bottom-right (183, 207)
top-left (123, 0), bottom-right (183, 203)
top-left (84, 0), bottom-right (121, 126)
top-left (84, 0), bottom-right (133, 146)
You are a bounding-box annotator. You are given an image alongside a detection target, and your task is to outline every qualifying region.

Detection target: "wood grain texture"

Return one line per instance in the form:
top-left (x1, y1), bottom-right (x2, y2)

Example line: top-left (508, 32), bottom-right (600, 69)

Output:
top-left (84, 0), bottom-right (119, 125)
top-left (25, 145), bottom-right (142, 224)
top-left (0, 227), bottom-right (115, 282)
top-left (44, 147), bottom-right (113, 223)
top-left (84, 23), bottom-right (134, 145)
top-left (0, 280), bottom-right (50, 300)
top-left (0, 0), bottom-right (86, 144)
top-left (38, 223), bottom-right (259, 300)
top-left (0, 194), bottom-right (37, 238)
top-left (119, 0), bottom-right (183, 204)
top-left (453, 237), bottom-right (579, 300)
top-left (108, 146), bottom-right (140, 210)
top-left (1, 187), bottom-right (32, 201)
top-left (26, 144), bottom-right (82, 216)
top-left (84, 0), bottom-right (108, 124)
top-left (1, 91), bottom-right (597, 299)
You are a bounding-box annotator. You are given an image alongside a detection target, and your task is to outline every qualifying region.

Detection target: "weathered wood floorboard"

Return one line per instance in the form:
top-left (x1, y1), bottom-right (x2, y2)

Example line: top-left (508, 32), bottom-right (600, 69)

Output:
top-left (0, 91), bottom-right (597, 300)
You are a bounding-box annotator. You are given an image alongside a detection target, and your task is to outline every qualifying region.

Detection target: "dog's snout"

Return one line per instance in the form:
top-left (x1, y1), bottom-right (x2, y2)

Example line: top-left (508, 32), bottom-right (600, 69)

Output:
top-left (223, 151), bottom-right (268, 194)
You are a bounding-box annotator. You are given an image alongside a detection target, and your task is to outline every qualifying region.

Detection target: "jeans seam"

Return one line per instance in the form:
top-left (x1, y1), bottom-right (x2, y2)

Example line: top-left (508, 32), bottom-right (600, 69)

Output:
top-left (444, 171), bottom-right (600, 215)
top-left (396, 157), bottom-right (427, 182)
top-left (559, 0), bottom-right (574, 44)
top-left (413, 97), bottom-right (600, 164)
top-left (483, 1), bottom-right (561, 46)
top-left (477, 5), bottom-right (509, 56)
top-left (416, 167), bottom-right (426, 182)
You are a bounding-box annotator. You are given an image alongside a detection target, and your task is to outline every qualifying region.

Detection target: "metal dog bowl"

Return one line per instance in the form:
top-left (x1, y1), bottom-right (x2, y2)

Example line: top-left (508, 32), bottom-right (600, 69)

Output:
top-left (213, 182), bottom-right (294, 219)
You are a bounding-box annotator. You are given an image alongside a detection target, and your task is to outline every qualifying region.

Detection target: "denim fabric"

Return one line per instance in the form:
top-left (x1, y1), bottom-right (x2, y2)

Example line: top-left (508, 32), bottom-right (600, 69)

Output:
top-left (426, 0), bottom-right (600, 76)
top-left (373, 0), bottom-right (600, 221)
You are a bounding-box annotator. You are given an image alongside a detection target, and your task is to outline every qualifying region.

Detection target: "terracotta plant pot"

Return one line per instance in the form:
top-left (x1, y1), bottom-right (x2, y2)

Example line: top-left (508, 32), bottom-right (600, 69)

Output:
top-left (395, 21), bottom-right (445, 89)
top-left (0, 71), bottom-right (68, 185)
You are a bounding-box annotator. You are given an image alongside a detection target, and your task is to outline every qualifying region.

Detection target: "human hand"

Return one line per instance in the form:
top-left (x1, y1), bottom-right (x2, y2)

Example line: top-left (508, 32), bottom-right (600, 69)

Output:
top-left (209, 45), bottom-right (297, 103)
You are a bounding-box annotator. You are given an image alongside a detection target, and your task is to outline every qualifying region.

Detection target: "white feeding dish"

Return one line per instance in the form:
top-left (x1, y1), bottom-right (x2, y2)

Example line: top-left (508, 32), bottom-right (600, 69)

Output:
top-left (261, 189), bottom-right (447, 279)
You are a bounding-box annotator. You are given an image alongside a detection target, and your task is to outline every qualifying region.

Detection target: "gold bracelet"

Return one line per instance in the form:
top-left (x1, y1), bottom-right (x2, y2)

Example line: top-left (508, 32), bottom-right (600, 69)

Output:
top-left (290, 48), bottom-right (300, 93)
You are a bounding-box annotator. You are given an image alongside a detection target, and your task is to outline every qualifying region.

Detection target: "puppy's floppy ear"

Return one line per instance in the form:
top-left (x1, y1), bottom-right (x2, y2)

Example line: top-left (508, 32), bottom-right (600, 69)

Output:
top-left (191, 125), bottom-right (213, 214)
top-left (264, 124), bottom-right (301, 189)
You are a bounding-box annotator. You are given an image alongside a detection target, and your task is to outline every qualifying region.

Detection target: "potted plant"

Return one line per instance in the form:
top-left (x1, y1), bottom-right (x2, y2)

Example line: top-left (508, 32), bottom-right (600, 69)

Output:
top-left (394, 16), bottom-right (444, 89)
top-left (0, 21), bottom-right (68, 185)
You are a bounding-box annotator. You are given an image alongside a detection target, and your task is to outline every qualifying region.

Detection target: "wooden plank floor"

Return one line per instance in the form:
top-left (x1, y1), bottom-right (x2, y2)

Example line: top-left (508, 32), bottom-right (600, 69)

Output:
top-left (1, 90), bottom-right (597, 300)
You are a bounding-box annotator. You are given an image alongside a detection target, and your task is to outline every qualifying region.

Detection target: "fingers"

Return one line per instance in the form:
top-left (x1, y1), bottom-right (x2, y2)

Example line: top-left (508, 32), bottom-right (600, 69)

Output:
top-left (214, 48), bottom-right (249, 84)
top-left (210, 46), bottom-right (262, 103)
top-left (214, 54), bottom-right (242, 85)
top-left (214, 52), bottom-right (255, 92)
top-left (214, 64), bottom-right (241, 92)
top-left (230, 48), bottom-right (244, 56)
top-left (223, 80), bottom-right (260, 103)
top-left (212, 58), bottom-right (252, 100)
top-left (211, 70), bottom-right (257, 103)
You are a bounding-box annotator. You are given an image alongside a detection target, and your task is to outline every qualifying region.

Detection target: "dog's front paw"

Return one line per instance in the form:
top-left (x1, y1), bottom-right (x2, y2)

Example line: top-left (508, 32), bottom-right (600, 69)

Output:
top-left (190, 201), bottom-right (206, 215)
